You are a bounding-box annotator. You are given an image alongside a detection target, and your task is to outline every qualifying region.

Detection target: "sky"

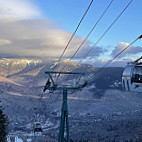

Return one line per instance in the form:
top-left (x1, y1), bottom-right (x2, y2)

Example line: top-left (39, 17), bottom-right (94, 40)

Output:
top-left (0, 0), bottom-right (142, 67)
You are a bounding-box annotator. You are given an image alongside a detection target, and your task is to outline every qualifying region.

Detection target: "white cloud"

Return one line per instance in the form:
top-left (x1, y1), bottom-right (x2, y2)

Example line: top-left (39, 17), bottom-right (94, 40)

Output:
top-left (0, 0), bottom-right (107, 61)
top-left (0, 11), bottom-right (106, 59)
top-left (111, 42), bottom-right (142, 58)
top-left (82, 57), bottom-right (139, 67)
top-left (0, 39), bottom-right (11, 45)
top-left (0, 18), bottom-right (94, 58)
top-left (0, 0), bottom-right (41, 19)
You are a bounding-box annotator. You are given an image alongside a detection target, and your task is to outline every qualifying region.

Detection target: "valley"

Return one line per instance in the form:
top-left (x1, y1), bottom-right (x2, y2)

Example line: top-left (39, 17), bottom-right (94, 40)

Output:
top-left (1, 58), bottom-right (142, 141)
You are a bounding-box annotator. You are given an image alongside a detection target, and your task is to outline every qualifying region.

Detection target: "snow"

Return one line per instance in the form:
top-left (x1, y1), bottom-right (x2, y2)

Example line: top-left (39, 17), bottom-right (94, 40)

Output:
top-left (7, 136), bottom-right (23, 142)
top-left (50, 62), bottom-right (58, 69)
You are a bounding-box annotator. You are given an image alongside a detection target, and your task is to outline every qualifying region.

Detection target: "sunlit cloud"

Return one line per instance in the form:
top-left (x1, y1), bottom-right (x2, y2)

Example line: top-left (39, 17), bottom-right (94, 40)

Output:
top-left (0, 16), bottom-right (106, 59)
top-left (0, 39), bottom-right (11, 46)
top-left (0, 0), bottom-right (41, 19)
top-left (94, 58), bottom-right (139, 67)
top-left (1, 0), bottom-right (137, 68)
top-left (111, 42), bottom-right (142, 58)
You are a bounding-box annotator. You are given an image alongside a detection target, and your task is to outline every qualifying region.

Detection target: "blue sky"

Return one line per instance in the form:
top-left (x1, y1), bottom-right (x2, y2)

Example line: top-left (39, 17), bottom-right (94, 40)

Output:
top-left (0, 0), bottom-right (141, 66)
top-left (32, 0), bottom-right (142, 46)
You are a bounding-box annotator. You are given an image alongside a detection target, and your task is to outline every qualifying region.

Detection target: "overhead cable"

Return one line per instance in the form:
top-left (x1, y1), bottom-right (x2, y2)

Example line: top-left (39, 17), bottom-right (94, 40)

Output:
top-left (53, 0), bottom-right (94, 73)
top-left (69, 35), bottom-right (142, 105)
top-left (67, 0), bottom-right (134, 74)
top-left (88, 35), bottom-right (142, 82)
top-left (56, 0), bottom-right (114, 81)
top-left (68, 0), bottom-right (135, 103)
top-left (44, 0), bottom-right (94, 104)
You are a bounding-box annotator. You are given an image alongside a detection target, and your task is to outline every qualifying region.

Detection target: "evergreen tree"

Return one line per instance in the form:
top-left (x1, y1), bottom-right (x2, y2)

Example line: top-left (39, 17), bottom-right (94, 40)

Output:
top-left (0, 102), bottom-right (8, 142)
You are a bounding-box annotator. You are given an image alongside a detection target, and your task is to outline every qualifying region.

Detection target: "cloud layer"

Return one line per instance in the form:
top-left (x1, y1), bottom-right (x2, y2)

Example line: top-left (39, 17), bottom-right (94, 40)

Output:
top-left (0, 0), bottom-right (41, 19)
top-left (0, 19), bottom-right (105, 59)
top-left (0, 0), bottom-right (141, 67)
top-left (111, 42), bottom-right (142, 58)
top-left (0, 0), bottom-right (106, 60)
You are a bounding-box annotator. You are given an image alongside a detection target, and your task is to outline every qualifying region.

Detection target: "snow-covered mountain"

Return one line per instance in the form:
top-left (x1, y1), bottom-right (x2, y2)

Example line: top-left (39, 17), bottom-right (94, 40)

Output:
top-left (0, 58), bottom-right (123, 88)
top-left (2, 58), bottom-right (142, 141)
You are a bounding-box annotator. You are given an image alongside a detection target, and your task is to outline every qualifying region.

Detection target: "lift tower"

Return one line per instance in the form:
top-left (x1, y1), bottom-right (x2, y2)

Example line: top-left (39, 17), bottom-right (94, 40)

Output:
top-left (44, 71), bottom-right (86, 142)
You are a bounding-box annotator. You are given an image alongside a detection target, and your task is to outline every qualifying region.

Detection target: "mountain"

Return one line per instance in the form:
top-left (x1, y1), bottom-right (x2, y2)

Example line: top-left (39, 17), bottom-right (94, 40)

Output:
top-left (0, 58), bottom-right (123, 88)
top-left (0, 58), bottom-right (97, 86)
top-left (0, 58), bottom-right (125, 107)
top-left (0, 75), bottom-right (22, 86)
top-left (2, 58), bottom-right (142, 141)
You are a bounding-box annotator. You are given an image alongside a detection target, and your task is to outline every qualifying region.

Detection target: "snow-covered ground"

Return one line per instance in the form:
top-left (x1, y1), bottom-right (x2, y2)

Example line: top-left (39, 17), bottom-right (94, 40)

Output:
top-left (2, 89), bottom-right (142, 141)
top-left (1, 58), bottom-right (142, 141)
top-left (7, 136), bottom-right (23, 142)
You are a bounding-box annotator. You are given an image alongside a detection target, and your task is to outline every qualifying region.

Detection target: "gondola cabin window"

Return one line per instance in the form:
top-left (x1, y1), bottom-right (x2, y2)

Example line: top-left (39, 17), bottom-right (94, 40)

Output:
top-left (131, 66), bottom-right (142, 83)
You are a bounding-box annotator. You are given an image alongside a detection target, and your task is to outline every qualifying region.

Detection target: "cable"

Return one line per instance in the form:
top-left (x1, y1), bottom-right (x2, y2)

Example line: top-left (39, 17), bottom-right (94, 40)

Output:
top-left (69, 35), bottom-right (142, 106)
top-left (69, 0), bottom-right (114, 61)
top-left (47, 0), bottom-right (134, 105)
top-left (67, 0), bottom-right (135, 104)
top-left (52, 0), bottom-right (94, 74)
top-left (65, 0), bottom-right (134, 75)
top-left (56, 0), bottom-right (114, 81)
top-left (88, 35), bottom-right (142, 82)
top-left (49, 0), bottom-right (94, 104)
top-left (59, 0), bottom-right (94, 61)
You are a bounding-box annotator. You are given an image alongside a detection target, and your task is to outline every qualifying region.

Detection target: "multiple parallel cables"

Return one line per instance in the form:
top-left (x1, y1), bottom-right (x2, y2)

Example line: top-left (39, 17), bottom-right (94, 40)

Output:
top-left (56, 0), bottom-right (114, 81)
top-left (88, 35), bottom-right (142, 82)
top-left (44, 0), bottom-right (136, 104)
top-left (68, 35), bottom-right (142, 105)
top-left (43, 0), bottom-right (94, 104)
top-left (56, 0), bottom-right (134, 82)
top-left (52, 0), bottom-right (94, 73)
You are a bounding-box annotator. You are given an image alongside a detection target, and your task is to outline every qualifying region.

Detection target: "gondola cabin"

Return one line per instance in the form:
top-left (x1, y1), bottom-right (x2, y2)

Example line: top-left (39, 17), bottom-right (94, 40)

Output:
top-left (122, 57), bottom-right (142, 92)
top-left (33, 122), bottom-right (42, 134)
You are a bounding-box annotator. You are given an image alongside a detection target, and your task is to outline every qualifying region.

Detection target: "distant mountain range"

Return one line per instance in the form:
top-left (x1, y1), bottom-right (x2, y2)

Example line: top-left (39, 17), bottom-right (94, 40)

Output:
top-left (0, 57), bottom-right (124, 101)
top-left (0, 58), bottom-right (123, 88)
top-left (2, 58), bottom-right (142, 142)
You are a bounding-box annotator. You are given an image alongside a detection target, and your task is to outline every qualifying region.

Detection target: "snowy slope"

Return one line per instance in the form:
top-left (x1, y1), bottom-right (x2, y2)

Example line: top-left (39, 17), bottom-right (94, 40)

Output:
top-left (1, 58), bottom-right (142, 141)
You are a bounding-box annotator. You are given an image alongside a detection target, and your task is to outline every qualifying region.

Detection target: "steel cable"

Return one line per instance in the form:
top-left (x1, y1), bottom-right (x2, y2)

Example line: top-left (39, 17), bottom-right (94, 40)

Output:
top-left (56, 0), bottom-right (114, 82)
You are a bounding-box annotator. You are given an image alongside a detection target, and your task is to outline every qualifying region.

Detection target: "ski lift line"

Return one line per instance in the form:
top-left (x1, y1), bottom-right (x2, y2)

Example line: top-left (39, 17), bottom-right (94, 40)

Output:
top-left (68, 0), bottom-right (114, 60)
top-left (68, 37), bottom-right (141, 104)
top-left (55, 0), bottom-right (114, 81)
top-left (44, 0), bottom-right (134, 110)
top-left (58, 0), bottom-right (94, 61)
top-left (88, 35), bottom-right (142, 82)
top-left (56, 0), bottom-right (133, 82)
top-left (63, 0), bottom-right (135, 75)
top-left (52, 0), bottom-right (94, 73)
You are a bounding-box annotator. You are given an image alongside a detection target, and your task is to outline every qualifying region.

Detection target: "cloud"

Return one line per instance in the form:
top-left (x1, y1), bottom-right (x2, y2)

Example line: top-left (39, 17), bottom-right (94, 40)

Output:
top-left (0, 0), bottom-right (41, 19)
top-left (0, 39), bottom-right (11, 46)
top-left (111, 42), bottom-right (142, 58)
top-left (94, 58), bottom-right (140, 67)
top-left (85, 42), bottom-right (142, 67)
top-left (0, 17), bottom-right (106, 59)
top-left (0, 0), bottom-right (105, 60)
